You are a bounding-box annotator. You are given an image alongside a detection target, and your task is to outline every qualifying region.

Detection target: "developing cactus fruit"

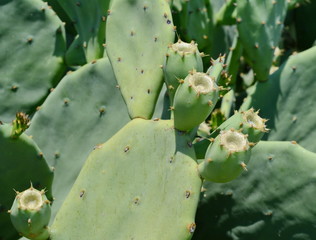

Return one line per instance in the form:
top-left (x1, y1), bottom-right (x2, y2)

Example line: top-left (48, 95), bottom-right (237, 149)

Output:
top-left (164, 40), bottom-right (203, 104)
top-left (173, 71), bottom-right (219, 131)
top-left (198, 129), bottom-right (251, 183)
top-left (9, 186), bottom-right (51, 240)
top-left (2, 0), bottom-right (316, 239)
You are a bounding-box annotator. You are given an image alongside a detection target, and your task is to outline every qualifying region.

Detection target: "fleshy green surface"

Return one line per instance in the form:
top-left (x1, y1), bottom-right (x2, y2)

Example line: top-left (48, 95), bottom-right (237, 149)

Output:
top-left (173, 0), bottom-right (214, 53)
top-left (56, 0), bottom-right (110, 64)
top-left (27, 57), bottom-right (130, 220)
top-left (0, 0), bottom-right (66, 122)
top-left (237, 0), bottom-right (287, 81)
top-left (173, 73), bottom-right (219, 131)
top-left (0, 124), bottom-right (53, 240)
top-left (216, 0), bottom-right (237, 25)
top-left (164, 41), bottom-right (203, 104)
top-left (241, 46), bottom-right (316, 153)
top-left (106, 0), bottom-right (175, 119)
top-left (50, 119), bottom-right (202, 240)
top-left (193, 141), bottom-right (316, 240)
top-left (198, 131), bottom-right (251, 183)
top-left (10, 188), bottom-right (51, 240)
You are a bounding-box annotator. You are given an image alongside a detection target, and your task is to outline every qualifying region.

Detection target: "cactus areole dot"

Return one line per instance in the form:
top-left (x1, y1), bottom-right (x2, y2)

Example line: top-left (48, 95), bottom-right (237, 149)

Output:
top-left (189, 73), bottom-right (214, 94)
top-left (172, 41), bottom-right (197, 54)
top-left (220, 130), bottom-right (249, 152)
top-left (19, 189), bottom-right (43, 210)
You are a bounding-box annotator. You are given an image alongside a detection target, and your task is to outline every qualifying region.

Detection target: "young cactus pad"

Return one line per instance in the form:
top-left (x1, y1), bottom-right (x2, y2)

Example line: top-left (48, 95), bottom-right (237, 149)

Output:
top-left (164, 40), bottom-right (203, 104)
top-left (9, 186), bottom-right (51, 240)
top-left (106, 0), bottom-right (175, 119)
top-left (49, 119), bottom-right (202, 240)
top-left (173, 72), bottom-right (219, 131)
top-left (198, 129), bottom-right (251, 183)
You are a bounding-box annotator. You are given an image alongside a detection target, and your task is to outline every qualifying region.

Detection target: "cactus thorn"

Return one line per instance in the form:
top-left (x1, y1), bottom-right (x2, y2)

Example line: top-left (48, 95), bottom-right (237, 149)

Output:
top-left (240, 162), bottom-right (248, 171)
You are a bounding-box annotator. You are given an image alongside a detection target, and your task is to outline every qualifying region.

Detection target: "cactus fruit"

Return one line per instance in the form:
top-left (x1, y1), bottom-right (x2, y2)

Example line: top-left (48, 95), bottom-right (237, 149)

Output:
top-left (9, 186), bottom-right (51, 240)
top-left (218, 108), bottom-right (268, 143)
top-left (198, 129), bottom-right (251, 183)
top-left (49, 119), bottom-right (202, 240)
top-left (106, 0), bottom-right (175, 119)
top-left (164, 40), bottom-right (203, 104)
top-left (237, 0), bottom-right (288, 81)
top-left (0, 118), bottom-right (53, 240)
top-left (173, 72), bottom-right (219, 131)
top-left (0, 0), bottom-right (66, 122)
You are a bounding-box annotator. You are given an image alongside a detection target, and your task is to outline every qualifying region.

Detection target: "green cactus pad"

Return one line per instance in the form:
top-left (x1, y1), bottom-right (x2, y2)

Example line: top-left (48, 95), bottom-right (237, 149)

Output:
top-left (56, 0), bottom-right (110, 64)
top-left (198, 129), bottom-right (251, 183)
top-left (50, 119), bottom-right (202, 240)
top-left (182, 0), bottom-right (214, 53)
top-left (164, 40), bottom-right (203, 104)
top-left (237, 0), bottom-right (288, 81)
top-left (0, 124), bottom-right (53, 240)
top-left (173, 72), bottom-right (219, 131)
top-left (10, 186), bottom-right (51, 240)
top-left (106, 0), bottom-right (175, 119)
top-left (27, 57), bottom-right (130, 220)
top-left (216, 0), bottom-right (237, 25)
top-left (0, 0), bottom-right (66, 122)
top-left (242, 46), bottom-right (316, 153)
top-left (193, 141), bottom-right (316, 240)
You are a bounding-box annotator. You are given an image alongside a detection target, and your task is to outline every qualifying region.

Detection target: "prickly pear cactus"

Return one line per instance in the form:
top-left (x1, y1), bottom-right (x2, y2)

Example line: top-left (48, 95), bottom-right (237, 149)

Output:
top-left (0, 116), bottom-right (53, 240)
top-left (27, 57), bottom-right (130, 219)
top-left (237, 0), bottom-right (288, 81)
top-left (49, 119), bottom-right (202, 240)
top-left (0, 0), bottom-right (66, 122)
top-left (194, 141), bottom-right (316, 240)
top-left (242, 46), bottom-right (316, 152)
top-left (9, 186), bottom-right (51, 240)
top-left (55, 0), bottom-right (110, 65)
top-left (106, 0), bottom-right (175, 119)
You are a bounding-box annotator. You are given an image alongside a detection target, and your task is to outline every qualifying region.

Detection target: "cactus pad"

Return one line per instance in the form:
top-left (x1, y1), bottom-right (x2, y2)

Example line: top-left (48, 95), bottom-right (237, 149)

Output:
top-left (0, 123), bottom-right (53, 240)
top-left (237, 0), bottom-right (287, 81)
top-left (194, 141), bottom-right (316, 240)
top-left (27, 57), bottom-right (130, 219)
top-left (50, 119), bottom-right (202, 240)
top-left (0, 0), bottom-right (66, 122)
top-left (106, 0), bottom-right (175, 119)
